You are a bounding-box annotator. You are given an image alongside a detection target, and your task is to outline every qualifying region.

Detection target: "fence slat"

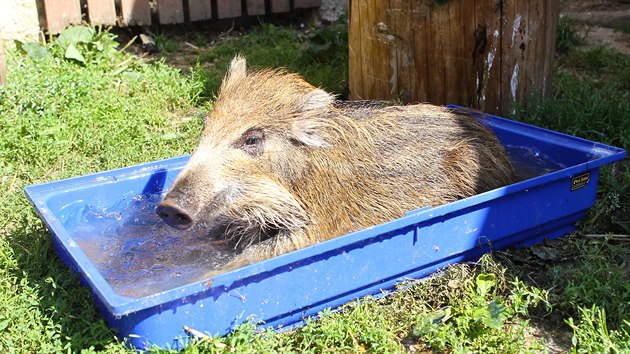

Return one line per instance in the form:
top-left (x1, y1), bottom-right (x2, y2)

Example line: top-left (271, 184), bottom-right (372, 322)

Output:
top-left (42, 0), bottom-right (320, 31)
top-left (443, 1), bottom-right (462, 105)
top-left (458, 0), bottom-right (476, 106)
top-left (43, 0), bottom-right (82, 33)
top-left (391, 0), bottom-right (413, 103)
top-left (482, 0), bottom-right (503, 113)
top-left (216, 0), bottom-right (241, 19)
top-left (270, 0), bottom-right (290, 13)
top-left (188, 0), bottom-right (212, 21)
top-left (157, 0), bottom-right (184, 24)
top-left (411, 2), bottom-right (430, 103)
top-left (120, 0), bottom-right (152, 26)
top-left (293, 0), bottom-right (321, 8)
top-left (86, 0), bottom-right (117, 26)
top-left (247, 0), bottom-right (265, 16)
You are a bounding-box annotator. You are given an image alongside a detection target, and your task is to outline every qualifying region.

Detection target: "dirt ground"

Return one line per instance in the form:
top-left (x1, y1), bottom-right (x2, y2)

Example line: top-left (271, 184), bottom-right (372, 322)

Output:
top-left (562, 0), bottom-right (630, 54)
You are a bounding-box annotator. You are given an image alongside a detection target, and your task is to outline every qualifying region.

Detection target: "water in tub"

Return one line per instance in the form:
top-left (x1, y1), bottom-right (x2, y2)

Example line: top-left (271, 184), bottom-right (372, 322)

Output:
top-left (71, 191), bottom-right (237, 298)
top-left (68, 145), bottom-right (566, 298)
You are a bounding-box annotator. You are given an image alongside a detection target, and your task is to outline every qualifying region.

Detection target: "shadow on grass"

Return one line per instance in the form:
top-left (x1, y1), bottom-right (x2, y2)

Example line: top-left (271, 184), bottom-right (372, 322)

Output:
top-left (6, 213), bottom-right (121, 352)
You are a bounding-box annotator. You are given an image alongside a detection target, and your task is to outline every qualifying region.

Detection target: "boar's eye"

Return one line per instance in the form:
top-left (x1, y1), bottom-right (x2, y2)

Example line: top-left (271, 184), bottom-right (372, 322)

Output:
top-left (245, 136), bottom-right (260, 146)
top-left (239, 129), bottom-right (264, 156)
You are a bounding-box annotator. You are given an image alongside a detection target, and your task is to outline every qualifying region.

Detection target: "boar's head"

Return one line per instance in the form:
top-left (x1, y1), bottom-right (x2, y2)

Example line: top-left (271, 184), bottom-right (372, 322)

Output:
top-left (156, 56), bottom-right (335, 249)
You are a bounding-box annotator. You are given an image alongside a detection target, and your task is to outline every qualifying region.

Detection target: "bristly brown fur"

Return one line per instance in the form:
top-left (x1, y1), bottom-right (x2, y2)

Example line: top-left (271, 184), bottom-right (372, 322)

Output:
top-left (162, 56), bottom-right (518, 273)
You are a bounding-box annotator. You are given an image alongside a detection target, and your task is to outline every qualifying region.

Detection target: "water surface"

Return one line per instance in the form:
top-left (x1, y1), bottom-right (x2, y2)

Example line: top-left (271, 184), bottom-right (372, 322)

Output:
top-left (71, 192), bottom-right (237, 298)
top-left (69, 145), bottom-right (566, 298)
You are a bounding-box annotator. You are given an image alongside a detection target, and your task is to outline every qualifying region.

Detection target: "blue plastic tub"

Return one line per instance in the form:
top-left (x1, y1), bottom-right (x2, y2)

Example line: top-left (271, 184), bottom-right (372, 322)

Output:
top-left (25, 109), bottom-right (625, 350)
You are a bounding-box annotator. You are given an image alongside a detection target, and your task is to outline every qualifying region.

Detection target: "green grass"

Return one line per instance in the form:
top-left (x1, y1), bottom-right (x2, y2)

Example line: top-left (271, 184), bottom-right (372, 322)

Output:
top-left (154, 32), bottom-right (180, 53)
top-left (0, 27), bottom-right (205, 352)
top-left (1, 19), bottom-right (629, 352)
top-left (556, 17), bottom-right (585, 55)
top-left (566, 305), bottom-right (630, 353)
top-left (563, 46), bottom-right (630, 90)
top-left (551, 239), bottom-right (629, 327)
top-left (196, 23), bottom-right (348, 97)
top-left (147, 255), bottom-right (552, 353)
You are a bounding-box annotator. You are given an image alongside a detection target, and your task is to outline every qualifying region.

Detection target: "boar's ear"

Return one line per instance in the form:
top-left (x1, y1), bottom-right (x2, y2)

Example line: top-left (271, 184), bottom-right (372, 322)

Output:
top-left (222, 55), bottom-right (247, 88)
top-left (291, 89), bottom-right (334, 148)
top-left (292, 120), bottom-right (331, 148)
top-left (297, 88), bottom-right (334, 112)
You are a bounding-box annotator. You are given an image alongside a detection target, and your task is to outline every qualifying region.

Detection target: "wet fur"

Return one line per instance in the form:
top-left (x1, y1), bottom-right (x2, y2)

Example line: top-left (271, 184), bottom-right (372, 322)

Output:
top-left (163, 56), bottom-right (518, 272)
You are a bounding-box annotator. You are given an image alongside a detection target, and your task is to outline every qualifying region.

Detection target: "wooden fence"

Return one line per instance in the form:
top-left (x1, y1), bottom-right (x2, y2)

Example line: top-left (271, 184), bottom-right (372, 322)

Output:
top-left (39, 0), bottom-right (321, 34)
top-left (348, 0), bottom-right (560, 116)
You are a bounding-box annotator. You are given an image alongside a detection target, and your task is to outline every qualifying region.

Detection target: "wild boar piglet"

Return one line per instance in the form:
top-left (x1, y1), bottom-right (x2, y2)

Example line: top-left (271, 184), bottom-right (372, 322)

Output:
top-left (156, 55), bottom-right (517, 273)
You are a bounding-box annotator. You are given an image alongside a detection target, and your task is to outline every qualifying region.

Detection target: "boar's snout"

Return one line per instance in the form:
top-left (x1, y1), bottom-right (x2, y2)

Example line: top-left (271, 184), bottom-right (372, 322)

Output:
top-left (156, 199), bottom-right (194, 230)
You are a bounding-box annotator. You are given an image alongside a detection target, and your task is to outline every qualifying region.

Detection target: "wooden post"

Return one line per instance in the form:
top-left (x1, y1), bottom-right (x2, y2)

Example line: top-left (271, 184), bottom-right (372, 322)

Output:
top-left (294, 0), bottom-right (321, 9)
top-left (188, 0), bottom-right (213, 22)
top-left (120, 0), bottom-right (152, 26)
top-left (247, 0), bottom-right (266, 16)
top-left (216, 0), bottom-right (242, 19)
top-left (86, 0), bottom-right (117, 26)
top-left (157, 0), bottom-right (185, 24)
top-left (42, 0), bottom-right (82, 34)
top-left (270, 0), bottom-right (290, 13)
top-left (349, 0), bottom-right (560, 116)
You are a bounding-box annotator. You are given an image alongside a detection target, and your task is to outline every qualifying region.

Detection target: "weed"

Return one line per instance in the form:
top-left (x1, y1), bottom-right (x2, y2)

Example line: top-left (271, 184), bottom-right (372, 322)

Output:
top-left (549, 239), bottom-right (629, 327)
top-left (513, 73), bottom-right (630, 148)
top-left (192, 32), bottom-right (208, 49)
top-left (299, 16), bottom-right (348, 64)
top-left (154, 32), bottom-right (180, 53)
top-left (612, 22), bottom-right (630, 36)
top-left (565, 45), bottom-right (630, 73)
top-left (403, 258), bottom-right (549, 353)
top-left (556, 17), bottom-right (584, 55)
top-left (572, 17), bottom-right (630, 36)
top-left (566, 305), bottom-right (630, 353)
top-left (581, 163), bottom-right (629, 234)
top-left (15, 26), bottom-right (120, 66)
top-left (292, 304), bottom-right (399, 353)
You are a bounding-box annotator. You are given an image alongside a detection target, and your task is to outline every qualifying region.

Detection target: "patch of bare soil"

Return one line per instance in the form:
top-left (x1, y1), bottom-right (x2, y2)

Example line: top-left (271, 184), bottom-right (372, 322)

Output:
top-left (529, 323), bottom-right (574, 354)
top-left (496, 237), bottom-right (582, 353)
top-left (580, 26), bottom-right (630, 54)
top-left (561, 0), bottom-right (630, 54)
